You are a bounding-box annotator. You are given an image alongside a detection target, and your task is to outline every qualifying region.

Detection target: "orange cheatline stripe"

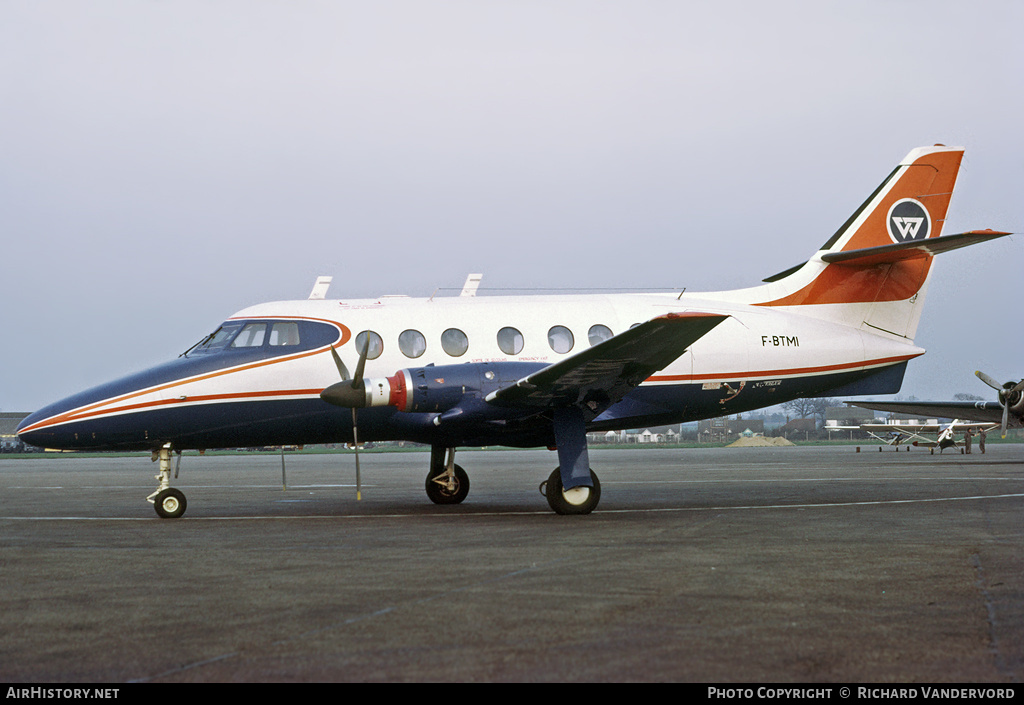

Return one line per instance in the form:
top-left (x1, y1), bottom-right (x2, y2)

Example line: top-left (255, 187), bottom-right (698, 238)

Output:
top-left (648, 353), bottom-right (920, 383)
top-left (29, 388), bottom-right (328, 430)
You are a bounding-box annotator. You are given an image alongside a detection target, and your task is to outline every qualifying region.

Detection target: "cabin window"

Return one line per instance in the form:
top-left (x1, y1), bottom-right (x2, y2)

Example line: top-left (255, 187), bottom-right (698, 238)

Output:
top-left (588, 324), bottom-right (613, 346)
top-left (399, 329), bottom-right (427, 359)
top-left (497, 327), bottom-right (524, 355)
top-left (547, 326), bottom-right (574, 354)
top-left (355, 331), bottom-right (384, 360)
top-left (441, 328), bottom-right (469, 357)
top-left (269, 322), bottom-right (300, 346)
top-left (231, 323), bottom-right (267, 348)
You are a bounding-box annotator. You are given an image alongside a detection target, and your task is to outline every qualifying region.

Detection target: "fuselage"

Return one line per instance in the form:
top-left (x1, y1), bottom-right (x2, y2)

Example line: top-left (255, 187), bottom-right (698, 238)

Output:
top-left (17, 290), bottom-right (921, 452)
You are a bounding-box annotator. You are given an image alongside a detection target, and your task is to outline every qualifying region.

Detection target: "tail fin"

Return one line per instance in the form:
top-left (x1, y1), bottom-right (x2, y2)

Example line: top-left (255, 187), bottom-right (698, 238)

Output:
top-left (820, 145), bottom-right (963, 254)
top-left (752, 145), bottom-right (980, 339)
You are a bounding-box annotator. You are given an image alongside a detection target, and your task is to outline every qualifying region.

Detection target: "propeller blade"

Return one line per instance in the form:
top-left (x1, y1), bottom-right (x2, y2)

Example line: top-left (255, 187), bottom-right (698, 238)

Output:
top-left (976, 370), bottom-right (1002, 392)
top-left (322, 339), bottom-right (370, 500)
top-left (351, 337), bottom-right (370, 500)
top-left (330, 346), bottom-right (350, 381)
top-left (978, 373), bottom-right (1022, 438)
top-left (321, 338), bottom-right (373, 407)
top-left (352, 408), bottom-right (361, 501)
top-left (352, 337), bottom-right (370, 387)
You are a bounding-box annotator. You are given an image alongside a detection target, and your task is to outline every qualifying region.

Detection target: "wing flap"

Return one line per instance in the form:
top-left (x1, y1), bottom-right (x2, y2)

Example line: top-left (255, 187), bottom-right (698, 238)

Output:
top-left (486, 312), bottom-right (728, 418)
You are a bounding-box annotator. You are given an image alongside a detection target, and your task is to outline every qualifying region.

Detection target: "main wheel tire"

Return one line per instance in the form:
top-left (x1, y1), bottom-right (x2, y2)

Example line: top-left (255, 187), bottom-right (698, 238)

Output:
top-left (545, 467), bottom-right (601, 515)
top-left (154, 488), bottom-right (187, 519)
top-left (425, 464), bottom-right (470, 505)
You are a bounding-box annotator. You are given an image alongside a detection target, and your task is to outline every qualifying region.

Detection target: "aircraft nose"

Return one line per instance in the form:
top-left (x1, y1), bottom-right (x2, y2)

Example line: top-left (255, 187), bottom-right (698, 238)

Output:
top-left (16, 411), bottom-right (60, 450)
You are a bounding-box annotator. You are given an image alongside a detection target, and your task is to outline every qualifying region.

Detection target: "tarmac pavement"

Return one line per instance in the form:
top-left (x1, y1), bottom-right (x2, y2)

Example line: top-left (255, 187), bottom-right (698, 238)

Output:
top-left (1, 444), bottom-right (1021, 683)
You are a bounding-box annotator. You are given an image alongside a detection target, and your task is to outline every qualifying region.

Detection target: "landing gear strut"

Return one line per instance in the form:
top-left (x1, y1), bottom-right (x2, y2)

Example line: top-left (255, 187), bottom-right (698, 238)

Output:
top-left (425, 446), bottom-right (469, 505)
top-left (545, 407), bottom-right (601, 514)
top-left (147, 443), bottom-right (187, 519)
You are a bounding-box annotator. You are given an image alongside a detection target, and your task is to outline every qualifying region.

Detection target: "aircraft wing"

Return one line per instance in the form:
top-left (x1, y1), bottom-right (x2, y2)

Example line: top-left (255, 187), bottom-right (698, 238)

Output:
top-left (858, 421), bottom-right (995, 433)
top-left (486, 312), bottom-right (728, 419)
top-left (858, 423), bottom-right (941, 433)
top-left (847, 401), bottom-right (1019, 427)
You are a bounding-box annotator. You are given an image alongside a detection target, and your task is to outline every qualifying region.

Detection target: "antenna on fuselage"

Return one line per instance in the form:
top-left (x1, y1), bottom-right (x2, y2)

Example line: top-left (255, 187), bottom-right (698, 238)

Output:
top-left (460, 273), bottom-right (482, 297)
top-left (308, 276), bottom-right (333, 300)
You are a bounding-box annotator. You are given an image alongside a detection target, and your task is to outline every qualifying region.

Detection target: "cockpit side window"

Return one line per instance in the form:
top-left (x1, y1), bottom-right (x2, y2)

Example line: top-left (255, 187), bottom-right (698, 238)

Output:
top-left (184, 319), bottom-right (339, 358)
top-left (270, 322), bottom-right (300, 346)
top-left (231, 323), bottom-right (267, 348)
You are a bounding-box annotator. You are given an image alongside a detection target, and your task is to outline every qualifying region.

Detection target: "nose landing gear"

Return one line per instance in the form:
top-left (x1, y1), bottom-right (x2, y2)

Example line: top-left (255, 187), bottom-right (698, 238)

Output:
top-left (425, 446), bottom-right (470, 505)
top-left (146, 443), bottom-right (188, 518)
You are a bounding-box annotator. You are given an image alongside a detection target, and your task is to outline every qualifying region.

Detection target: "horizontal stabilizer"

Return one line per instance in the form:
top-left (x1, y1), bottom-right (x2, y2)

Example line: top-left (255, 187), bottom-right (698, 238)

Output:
top-left (821, 230), bottom-right (1011, 266)
top-left (486, 312), bottom-right (727, 419)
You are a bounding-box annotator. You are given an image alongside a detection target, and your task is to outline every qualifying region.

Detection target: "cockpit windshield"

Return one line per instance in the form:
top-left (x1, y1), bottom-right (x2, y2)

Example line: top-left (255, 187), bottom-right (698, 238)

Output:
top-left (182, 319), bottom-right (339, 358)
top-left (182, 323), bottom-right (245, 356)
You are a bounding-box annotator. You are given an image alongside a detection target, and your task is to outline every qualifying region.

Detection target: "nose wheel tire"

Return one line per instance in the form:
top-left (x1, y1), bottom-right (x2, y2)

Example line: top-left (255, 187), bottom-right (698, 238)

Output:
top-left (426, 464), bottom-right (469, 505)
top-left (544, 467), bottom-right (600, 515)
top-left (153, 488), bottom-right (187, 519)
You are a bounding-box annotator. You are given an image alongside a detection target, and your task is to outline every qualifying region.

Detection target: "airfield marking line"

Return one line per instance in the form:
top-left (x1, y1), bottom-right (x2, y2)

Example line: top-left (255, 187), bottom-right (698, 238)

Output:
top-left (597, 492), bottom-right (1024, 514)
top-left (2, 492), bottom-right (1023, 522)
top-left (605, 476), bottom-right (1024, 485)
top-left (128, 651), bottom-right (239, 683)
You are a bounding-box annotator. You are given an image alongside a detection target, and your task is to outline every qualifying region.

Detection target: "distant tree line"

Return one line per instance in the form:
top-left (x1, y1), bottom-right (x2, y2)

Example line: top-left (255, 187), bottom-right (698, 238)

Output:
top-left (781, 397), bottom-right (838, 429)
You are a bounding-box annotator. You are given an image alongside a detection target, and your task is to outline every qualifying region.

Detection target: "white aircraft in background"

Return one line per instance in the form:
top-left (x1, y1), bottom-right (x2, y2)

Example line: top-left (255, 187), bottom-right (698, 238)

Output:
top-left (17, 145), bottom-right (1011, 517)
top-left (842, 418), bottom-right (997, 452)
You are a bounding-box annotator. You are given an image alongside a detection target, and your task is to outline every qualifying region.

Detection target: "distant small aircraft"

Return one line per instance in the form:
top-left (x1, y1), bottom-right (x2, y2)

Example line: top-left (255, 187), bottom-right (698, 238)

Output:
top-left (17, 145), bottom-right (1011, 517)
top-left (840, 419), bottom-right (997, 452)
top-left (850, 371), bottom-right (1023, 438)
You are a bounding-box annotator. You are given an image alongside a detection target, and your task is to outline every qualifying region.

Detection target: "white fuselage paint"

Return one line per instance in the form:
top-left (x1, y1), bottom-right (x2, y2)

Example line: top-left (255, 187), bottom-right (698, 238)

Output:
top-left (183, 292), bottom-right (917, 414)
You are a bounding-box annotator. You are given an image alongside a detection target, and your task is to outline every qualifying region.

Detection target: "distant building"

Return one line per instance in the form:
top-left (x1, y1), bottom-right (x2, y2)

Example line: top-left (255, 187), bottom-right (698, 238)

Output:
top-left (825, 406), bottom-right (877, 427)
top-left (589, 424), bottom-right (683, 444)
top-left (0, 413), bottom-right (30, 451)
top-left (697, 417), bottom-right (763, 443)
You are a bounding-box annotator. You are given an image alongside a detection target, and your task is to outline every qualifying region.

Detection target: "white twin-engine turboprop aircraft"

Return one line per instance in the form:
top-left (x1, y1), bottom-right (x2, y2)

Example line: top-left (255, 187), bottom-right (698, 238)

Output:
top-left (17, 145), bottom-right (1011, 517)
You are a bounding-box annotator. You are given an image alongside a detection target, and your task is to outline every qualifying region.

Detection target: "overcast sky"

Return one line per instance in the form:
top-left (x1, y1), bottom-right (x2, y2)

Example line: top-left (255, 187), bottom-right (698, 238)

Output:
top-left (2, 1), bottom-right (1021, 413)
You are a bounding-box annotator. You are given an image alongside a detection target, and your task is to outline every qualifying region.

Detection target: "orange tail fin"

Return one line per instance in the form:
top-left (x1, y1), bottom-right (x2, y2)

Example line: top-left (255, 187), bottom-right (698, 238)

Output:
top-left (758, 145), bottom-right (964, 310)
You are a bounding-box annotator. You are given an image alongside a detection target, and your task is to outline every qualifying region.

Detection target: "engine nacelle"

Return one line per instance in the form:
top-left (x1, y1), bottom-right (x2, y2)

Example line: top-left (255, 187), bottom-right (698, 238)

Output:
top-left (356, 362), bottom-right (547, 413)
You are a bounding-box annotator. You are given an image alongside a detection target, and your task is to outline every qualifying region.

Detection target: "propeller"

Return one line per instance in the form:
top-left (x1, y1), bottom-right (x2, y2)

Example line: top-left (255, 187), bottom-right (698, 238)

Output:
top-left (322, 339), bottom-right (371, 499)
top-left (976, 370), bottom-right (1024, 438)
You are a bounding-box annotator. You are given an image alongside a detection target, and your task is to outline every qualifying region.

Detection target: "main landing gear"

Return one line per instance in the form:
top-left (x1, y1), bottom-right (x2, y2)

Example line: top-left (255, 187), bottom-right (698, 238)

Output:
top-left (147, 443), bottom-right (188, 519)
top-left (425, 445), bottom-right (601, 514)
top-left (426, 446), bottom-right (470, 505)
top-left (541, 467), bottom-right (601, 515)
